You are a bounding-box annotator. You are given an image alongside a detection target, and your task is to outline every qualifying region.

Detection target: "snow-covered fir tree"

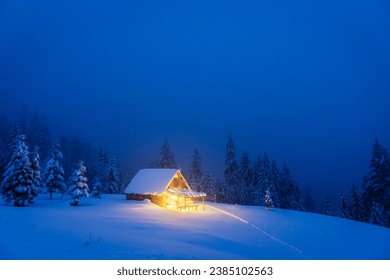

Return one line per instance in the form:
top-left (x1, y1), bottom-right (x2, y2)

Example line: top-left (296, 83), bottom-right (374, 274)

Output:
top-left (1, 123), bottom-right (22, 176)
top-left (214, 178), bottom-right (225, 203)
top-left (363, 139), bottom-right (390, 227)
top-left (202, 171), bottom-right (215, 202)
top-left (369, 202), bottom-right (384, 226)
top-left (106, 158), bottom-right (120, 194)
top-left (30, 146), bottom-right (42, 193)
top-left (91, 177), bottom-right (103, 198)
top-left (68, 161), bottom-right (89, 206)
top-left (224, 135), bottom-right (240, 204)
top-left (337, 190), bottom-right (351, 219)
top-left (187, 148), bottom-right (202, 192)
top-left (270, 160), bottom-right (281, 208)
top-left (42, 142), bottom-right (67, 199)
top-left (350, 183), bottom-right (364, 222)
top-left (278, 163), bottom-right (300, 210)
top-left (157, 141), bottom-right (177, 168)
top-left (1, 137), bottom-right (38, 206)
top-left (239, 152), bottom-right (253, 205)
top-left (251, 156), bottom-right (263, 206)
top-left (323, 196), bottom-right (333, 216)
top-left (264, 187), bottom-right (274, 210)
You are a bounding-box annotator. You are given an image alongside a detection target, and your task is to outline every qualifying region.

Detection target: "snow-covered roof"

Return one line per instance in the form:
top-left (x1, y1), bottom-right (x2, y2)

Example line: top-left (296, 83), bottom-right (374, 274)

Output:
top-left (124, 169), bottom-right (186, 195)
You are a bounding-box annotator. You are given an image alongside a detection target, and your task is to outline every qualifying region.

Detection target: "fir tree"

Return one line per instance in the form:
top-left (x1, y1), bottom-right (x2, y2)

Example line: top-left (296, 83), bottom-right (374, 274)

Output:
top-left (264, 187), bottom-right (274, 210)
top-left (337, 190), bottom-right (351, 219)
top-left (279, 163), bottom-right (300, 210)
top-left (157, 141), bottom-right (177, 168)
top-left (30, 146), bottom-right (42, 193)
top-left (369, 202), bottom-right (384, 226)
top-left (214, 178), bottom-right (225, 203)
top-left (303, 187), bottom-right (314, 212)
top-left (68, 161), bottom-right (89, 206)
top-left (363, 139), bottom-right (390, 226)
top-left (239, 152), bottom-right (252, 205)
top-left (323, 196), bottom-right (333, 216)
top-left (1, 123), bottom-right (22, 176)
top-left (42, 142), bottom-right (67, 199)
top-left (91, 178), bottom-right (103, 198)
top-left (350, 183), bottom-right (364, 222)
top-left (202, 171), bottom-right (214, 202)
top-left (188, 148), bottom-right (202, 192)
top-left (106, 159), bottom-right (119, 194)
top-left (224, 135), bottom-right (239, 204)
top-left (1, 137), bottom-right (37, 206)
top-left (252, 156), bottom-right (263, 206)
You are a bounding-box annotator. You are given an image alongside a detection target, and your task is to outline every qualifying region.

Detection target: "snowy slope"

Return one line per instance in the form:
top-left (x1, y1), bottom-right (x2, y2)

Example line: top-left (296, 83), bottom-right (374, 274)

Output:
top-left (0, 194), bottom-right (389, 260)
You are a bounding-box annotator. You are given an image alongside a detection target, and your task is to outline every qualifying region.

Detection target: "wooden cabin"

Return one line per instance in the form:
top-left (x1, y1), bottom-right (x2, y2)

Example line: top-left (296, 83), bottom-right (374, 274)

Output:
top-left (124, 169), bottom-right (206, 211)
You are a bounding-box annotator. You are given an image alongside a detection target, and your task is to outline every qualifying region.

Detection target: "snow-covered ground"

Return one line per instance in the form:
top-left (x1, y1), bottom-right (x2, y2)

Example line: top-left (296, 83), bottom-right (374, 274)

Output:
top-left (0, 194), bottom-right (389, 260)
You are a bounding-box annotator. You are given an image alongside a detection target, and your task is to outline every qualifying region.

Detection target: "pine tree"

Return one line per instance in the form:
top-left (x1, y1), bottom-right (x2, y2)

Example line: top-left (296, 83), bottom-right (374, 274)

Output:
top-left (30, 146), bottom-right (42, 193)
top-left (337, 190), bottom-right (351, 219)
top-left (279, 163), bottom-right (301, 210)
top-left (1, 123), bottom-right (22, 176)
top-left (188, 148), bottom-right (202, 192)
top-left (68, 161), bottom-right (89, 206)
top-left (350, 183), bottom-right (364, 222)
top-left (157, 141), bottom-right (177, 168)
top-left (1, 137), bottom-right (37, 206)
top-left (239, 152), bottom-right (252, 205)
top-left (202, 171), bottom-right (214, 202)
top-left (369, 202), bottom-right (384, 226)
top-left (323, 196), bottom-right (333, 216)
top-left (252, 156), bottom-right (263, 206)
top-left (91, 178), bottom-right (103, 198)
top-left (224, 135), bottom-right (239, 204)
top-left (303, 187), bottom-right (315, 212)
top-left (42, 142), bottom-right (67, 199)
top-left (106, 159), bottom-right (119, 194)
top-left (264, 187), bottom-right (274, 210)
top-left (270, 160), bottom-right (281, 208)
top-left (363, 139), bottom-right (390, 226)
top-left (214, 178), bottom-right (225, 203)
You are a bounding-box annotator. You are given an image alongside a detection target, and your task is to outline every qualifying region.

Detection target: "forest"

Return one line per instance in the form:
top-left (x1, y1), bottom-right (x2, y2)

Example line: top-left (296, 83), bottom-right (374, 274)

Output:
top-left (0, 111), bottom-right (389, 228)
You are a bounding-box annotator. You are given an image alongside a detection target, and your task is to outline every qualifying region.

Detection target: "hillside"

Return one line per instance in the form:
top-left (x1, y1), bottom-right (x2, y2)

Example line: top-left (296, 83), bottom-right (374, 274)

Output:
top-left (0, 194), bottom-right (389, 260)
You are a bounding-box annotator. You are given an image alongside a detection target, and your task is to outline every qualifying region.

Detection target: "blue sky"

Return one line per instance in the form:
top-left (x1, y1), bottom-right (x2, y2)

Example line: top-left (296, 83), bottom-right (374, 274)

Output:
top-left (1, 0), bottom-right (390, 198)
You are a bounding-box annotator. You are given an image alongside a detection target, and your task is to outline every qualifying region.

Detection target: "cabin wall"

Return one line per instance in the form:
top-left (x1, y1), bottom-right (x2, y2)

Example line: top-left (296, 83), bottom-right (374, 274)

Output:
top-left (126, 193), bottom-right (151, 201)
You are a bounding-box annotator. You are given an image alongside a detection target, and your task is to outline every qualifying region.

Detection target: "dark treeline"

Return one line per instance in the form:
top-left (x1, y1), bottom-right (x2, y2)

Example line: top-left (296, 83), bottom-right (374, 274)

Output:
top-left (1, 112), bottom-right (389, 228)
top-left (0, 112), bottom-right (125, 206)
top-left (151, 136), bottom-right (389, 228)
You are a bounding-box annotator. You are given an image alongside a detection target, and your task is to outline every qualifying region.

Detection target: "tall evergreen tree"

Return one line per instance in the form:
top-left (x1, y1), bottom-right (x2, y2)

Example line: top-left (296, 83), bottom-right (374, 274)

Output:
top-left (106, 159), bottom-right (120, 194)
top-left (369, 202), bottom-right (384, 226)
top-left (279, 163), bottom-right (300, 210)
top-left (214, 178), bottom-right (225, 203)
top-left (188, 148), bottom-right (202, 192)
top-left (224, 135), bottom-right (239, 204)
top-left (252, 156), bottom-right (263, 206)
top-left (303, 187), bottom-right (315, 212)
top-left (157, 141), bottom-right (177, 168)
top-left (42, 142), bottom-right (67, 199)
top-left (337, 190), bottom-right (351, 219)
top-left (239, 152), bottom-right (252, 205)
top-left (202, 171), bottom-right (214, 202)
top-left (30, 146), bottom-right (42, 193)
top-left (350, 183), bottom-right (364, 222)
top-left (68, 161), bottom-right (89, 206)
top-left (1, 123), bottom-right (22, 176)
top-left (323, 196), bottom-right (333, 216)
top-left (1, 137), bottom-right (37, 206)
top-left (363, 139), bottom-right (390, 226)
